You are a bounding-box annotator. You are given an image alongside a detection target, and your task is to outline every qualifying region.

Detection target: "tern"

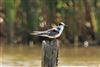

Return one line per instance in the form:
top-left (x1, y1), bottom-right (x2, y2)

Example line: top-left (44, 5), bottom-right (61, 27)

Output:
top-left (30, 22), bottom-right (65, 40)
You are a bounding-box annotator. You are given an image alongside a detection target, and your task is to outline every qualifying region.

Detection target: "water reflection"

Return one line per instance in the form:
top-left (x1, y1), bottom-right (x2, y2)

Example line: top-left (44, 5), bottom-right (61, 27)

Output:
top-left (0, 44), bottom-right (100, 67)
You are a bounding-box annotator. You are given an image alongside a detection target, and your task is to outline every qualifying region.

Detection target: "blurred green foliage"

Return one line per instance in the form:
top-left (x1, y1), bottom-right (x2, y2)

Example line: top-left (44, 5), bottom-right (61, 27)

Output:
top-left (0, 0), bottom-right (100, 44)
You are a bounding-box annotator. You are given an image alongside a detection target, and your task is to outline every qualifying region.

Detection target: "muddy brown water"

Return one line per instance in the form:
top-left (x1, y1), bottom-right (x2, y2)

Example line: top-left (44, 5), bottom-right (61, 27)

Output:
top-left (0, 44), bottom-right (100, 67)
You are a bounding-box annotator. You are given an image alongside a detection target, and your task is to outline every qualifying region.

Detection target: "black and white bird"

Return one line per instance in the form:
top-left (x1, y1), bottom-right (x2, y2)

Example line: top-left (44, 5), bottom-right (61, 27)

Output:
top-left (30, 22), bottom-right (65, 40)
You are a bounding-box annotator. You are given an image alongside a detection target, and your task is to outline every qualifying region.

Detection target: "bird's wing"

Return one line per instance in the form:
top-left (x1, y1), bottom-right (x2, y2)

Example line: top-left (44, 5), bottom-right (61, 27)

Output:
top-left (39, 32), bottom-right (60, 38)
top-left (38, 29), bottom-right (60, 38)
top-left (30, 27), bottom-right (57, 35)
top-left (30, 30), bottom-right (49, 35)
top-left (30, 26), bottom-right (59, 36)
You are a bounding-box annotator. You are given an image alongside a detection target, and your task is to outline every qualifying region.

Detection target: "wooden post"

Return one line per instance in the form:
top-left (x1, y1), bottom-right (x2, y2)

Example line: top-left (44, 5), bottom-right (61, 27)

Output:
top-left (41, 39), bottom-right (59, 67)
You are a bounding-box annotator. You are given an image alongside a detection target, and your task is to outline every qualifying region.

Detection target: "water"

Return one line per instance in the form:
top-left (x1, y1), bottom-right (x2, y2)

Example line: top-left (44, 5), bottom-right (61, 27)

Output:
top-left (0, 44), bottom-right (100, 67)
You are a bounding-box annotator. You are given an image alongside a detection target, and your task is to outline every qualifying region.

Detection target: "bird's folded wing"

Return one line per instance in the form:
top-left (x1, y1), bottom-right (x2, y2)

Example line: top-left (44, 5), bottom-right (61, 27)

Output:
top-left (30, 27), bottom-right (57, 35)
top-left (39, 33), bottom-right (60, 39)
top-left (30, 31), bottom-right (49, 35)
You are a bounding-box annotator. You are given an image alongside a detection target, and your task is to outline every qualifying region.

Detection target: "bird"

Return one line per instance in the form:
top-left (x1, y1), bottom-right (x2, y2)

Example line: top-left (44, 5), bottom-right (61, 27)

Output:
top-left (30, 22), bottom-right (65, 40)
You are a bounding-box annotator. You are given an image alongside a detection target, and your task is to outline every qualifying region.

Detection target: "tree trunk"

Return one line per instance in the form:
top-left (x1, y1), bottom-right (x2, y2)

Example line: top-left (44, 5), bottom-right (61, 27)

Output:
top-left (5, 0), bottom-right (16, 44)
top-left (42, 0), bottom-right (57, 29)
top-left (83, 0), bottom-right (93, 29)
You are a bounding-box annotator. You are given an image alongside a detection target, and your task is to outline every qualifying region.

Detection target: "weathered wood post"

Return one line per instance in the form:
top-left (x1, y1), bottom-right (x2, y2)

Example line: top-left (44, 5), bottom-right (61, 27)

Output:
top-left (41, 39), bottom-right (59, 67)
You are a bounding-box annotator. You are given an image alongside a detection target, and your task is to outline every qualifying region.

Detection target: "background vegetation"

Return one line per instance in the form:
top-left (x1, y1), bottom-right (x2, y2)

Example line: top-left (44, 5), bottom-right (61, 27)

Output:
top-left (0, 0), bottom-right (100, 46)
